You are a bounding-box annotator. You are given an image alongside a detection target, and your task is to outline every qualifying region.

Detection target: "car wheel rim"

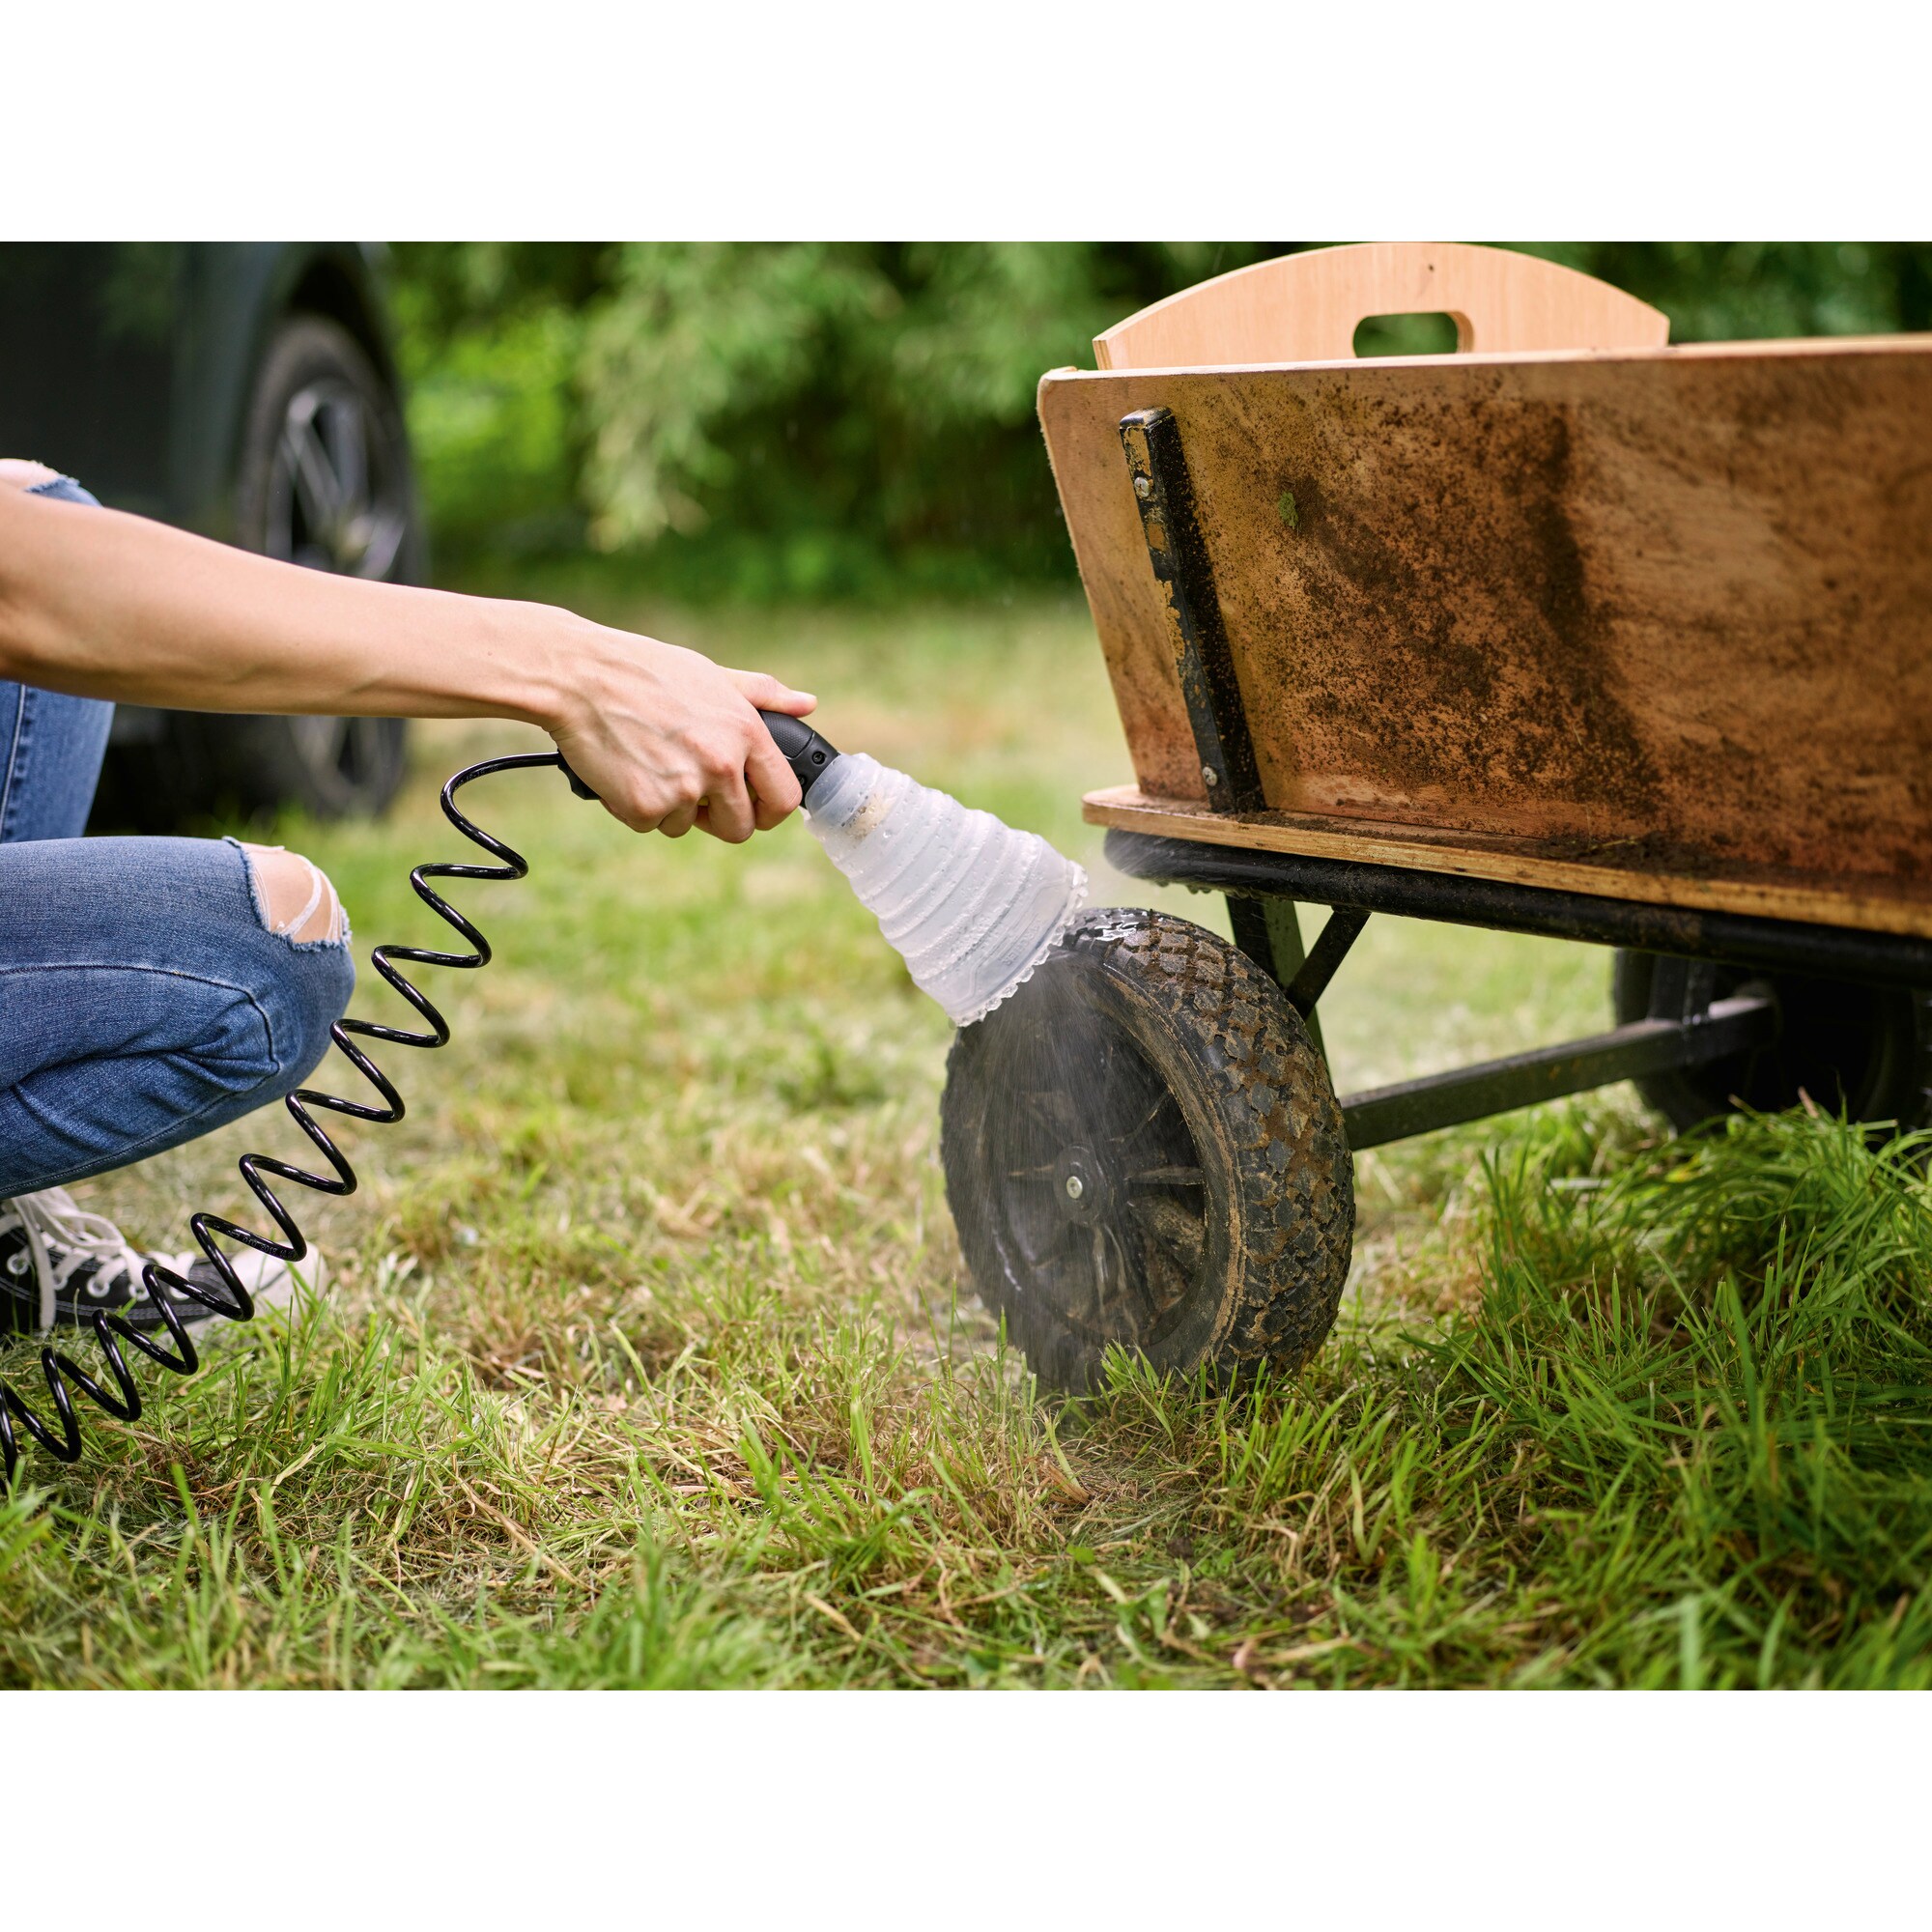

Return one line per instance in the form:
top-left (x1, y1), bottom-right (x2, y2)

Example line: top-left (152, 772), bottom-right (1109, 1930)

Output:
top-left (265, 378), bottom-right (408, 581)
top-left (286, 713), bottom-right (392, 796)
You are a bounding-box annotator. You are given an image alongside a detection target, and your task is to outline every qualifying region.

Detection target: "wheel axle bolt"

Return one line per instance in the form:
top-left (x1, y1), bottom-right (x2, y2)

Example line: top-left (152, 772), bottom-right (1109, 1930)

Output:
top-left (1065, 1175), bottom-right (1085, 1201)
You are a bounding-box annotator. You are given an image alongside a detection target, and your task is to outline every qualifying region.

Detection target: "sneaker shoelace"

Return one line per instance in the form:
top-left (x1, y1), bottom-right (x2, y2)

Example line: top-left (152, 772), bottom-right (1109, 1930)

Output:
top-left (3, 1187), bottom-right (157, 1331)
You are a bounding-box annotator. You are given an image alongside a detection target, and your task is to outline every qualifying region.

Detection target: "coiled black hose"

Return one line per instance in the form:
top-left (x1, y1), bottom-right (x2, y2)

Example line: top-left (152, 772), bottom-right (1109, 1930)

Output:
top-left (0, 750), bottom-right (561, 1485)
top-left (0, 705), bottom-right (846, 1485)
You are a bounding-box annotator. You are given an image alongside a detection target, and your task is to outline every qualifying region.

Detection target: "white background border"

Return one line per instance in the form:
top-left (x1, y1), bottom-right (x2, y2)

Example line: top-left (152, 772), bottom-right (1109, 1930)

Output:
top-left (9, 0), bottom-right (1928, 239)
top-left (4, 5), bottom-right (1923, 1917)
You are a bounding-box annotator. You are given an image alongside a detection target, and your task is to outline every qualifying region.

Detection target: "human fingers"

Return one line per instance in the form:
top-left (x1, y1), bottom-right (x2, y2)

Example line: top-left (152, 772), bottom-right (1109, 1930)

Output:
top-left (743, 721), bottom-right (804, 827)
top-left (700, 763), bottom-right (756, 844)
top-left (658, 799), bottom-right (700, 838)
top-left (725, 668), bottom-right (815, 719)
top-left (751, 786), bottom-right (793, 834)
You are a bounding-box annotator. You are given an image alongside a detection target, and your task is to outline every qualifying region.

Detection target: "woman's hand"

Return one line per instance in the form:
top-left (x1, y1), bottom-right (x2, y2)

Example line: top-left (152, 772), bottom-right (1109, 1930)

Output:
top-left (545, 624), bottom-right (816, 841)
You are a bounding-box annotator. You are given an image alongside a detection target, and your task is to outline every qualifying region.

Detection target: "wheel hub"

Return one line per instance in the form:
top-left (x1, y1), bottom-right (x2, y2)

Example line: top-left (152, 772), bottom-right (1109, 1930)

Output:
top-left (1053, 1146), bottom-right (1109, 1223)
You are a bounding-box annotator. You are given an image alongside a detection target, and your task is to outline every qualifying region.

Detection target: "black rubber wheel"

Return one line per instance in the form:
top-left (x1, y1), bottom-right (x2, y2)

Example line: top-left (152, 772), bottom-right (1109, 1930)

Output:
top-left (941, 908), bottom-right (1354, 1392)
top-left (213, 315), bottom-right (419, 818)
top-left (1611, 950), bottom-right (1932, 1135)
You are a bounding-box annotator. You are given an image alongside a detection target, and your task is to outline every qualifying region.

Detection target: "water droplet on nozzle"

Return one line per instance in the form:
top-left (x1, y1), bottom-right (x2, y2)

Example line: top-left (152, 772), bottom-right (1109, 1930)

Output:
top-left (802, 753), bottom-right (1087, 1027)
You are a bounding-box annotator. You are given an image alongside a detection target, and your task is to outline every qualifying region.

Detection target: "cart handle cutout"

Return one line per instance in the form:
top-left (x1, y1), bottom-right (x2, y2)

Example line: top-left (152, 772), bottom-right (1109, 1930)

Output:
top-left (1351, 311), bottom-right (1461, 358)
top-left (1093, 242), bottom-right (1668, 370)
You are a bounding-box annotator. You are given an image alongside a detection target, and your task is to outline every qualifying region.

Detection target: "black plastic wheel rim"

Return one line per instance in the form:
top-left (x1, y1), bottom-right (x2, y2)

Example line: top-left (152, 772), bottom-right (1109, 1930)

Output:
top-left (1634, 955), bottom-right (1923, 1122)
top-left (976, 987), bottom-right (1210, 1351)
top-left (265, 377), bottom-right (409, 582)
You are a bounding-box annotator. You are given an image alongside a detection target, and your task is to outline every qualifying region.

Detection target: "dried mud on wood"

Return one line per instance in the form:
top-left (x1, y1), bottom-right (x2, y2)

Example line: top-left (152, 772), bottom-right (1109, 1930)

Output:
top-left (1039, 342), bottom-right (1932, 905)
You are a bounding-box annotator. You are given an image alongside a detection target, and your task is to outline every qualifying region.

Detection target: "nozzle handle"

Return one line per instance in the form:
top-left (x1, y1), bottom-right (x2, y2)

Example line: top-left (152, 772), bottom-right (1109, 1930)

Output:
top-left (758, 710), bottom-right (840, 802)
top-left (556, 712), bottom-right (840, 807)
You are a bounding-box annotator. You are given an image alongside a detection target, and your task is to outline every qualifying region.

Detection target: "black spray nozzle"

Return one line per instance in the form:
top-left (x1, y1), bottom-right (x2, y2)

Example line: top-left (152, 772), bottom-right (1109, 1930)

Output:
top-left (557, 710), bottom-right (840, 806)
top-left (758, 709), bottom-right (840, 802)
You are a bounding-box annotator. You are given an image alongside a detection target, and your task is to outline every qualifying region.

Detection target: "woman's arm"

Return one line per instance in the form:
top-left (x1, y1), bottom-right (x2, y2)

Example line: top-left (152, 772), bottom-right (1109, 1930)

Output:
top-left (0, 478), bottom-right (814, 841)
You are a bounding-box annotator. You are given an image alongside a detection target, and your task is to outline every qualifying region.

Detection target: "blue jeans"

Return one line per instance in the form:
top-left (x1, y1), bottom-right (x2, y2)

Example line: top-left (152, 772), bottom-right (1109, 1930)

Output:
top-left (0, 477), bottom-right (355, 1197)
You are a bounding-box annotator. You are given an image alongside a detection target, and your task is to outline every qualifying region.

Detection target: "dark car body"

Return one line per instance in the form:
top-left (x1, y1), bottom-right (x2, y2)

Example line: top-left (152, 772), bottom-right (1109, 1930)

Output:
top-left (0, 242), bottom-right (419, 818)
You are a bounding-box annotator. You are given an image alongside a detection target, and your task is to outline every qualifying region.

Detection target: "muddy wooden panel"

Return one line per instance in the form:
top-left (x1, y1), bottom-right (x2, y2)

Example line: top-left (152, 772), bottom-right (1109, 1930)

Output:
top-left (1037, 338), bottom-right (1932, 924)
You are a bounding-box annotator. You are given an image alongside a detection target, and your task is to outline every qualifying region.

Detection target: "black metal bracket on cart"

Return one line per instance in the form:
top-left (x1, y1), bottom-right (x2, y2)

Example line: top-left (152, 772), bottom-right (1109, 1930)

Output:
top-left (1119, 407), bottom-right (1264, 816)
top-left (1119, 406), bottom-right (1367, 1053)
top-left (1110, 403), bottom-right (1932, 1151)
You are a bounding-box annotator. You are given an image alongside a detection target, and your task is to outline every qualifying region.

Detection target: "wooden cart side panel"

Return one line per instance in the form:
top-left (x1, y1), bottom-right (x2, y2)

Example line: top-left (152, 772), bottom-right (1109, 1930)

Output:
top-left (1036, 367), bottom-right (1208, 802)
top-left (1038, 337), bottom-right (1932, 907)
top-left (1083, 785), bottom-right (1932, 941)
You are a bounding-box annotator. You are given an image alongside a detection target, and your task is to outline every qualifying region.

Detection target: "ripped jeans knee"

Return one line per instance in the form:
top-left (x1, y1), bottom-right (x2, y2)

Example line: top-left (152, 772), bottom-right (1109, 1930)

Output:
top-left (0, 836), bottom-right (357, 1196)
top-left (225, 838), bottom-right (355, 1091)
top-left (236, 840), bottom-right (352, 946)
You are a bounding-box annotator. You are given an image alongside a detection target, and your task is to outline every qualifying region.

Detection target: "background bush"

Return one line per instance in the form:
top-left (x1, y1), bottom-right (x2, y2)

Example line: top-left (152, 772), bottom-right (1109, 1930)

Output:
top-left (391, 242), bottom-right (1932, 601)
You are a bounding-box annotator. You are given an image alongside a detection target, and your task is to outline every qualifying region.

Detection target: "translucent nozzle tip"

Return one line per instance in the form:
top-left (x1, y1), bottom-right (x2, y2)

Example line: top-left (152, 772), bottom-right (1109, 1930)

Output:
top-left (802, 753), bottom-right (1087, 1027)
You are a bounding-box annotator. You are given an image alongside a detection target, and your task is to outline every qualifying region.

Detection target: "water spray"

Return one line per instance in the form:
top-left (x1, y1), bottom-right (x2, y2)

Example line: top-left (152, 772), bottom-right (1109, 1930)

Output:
top-left (0, 713), bottom-right (1089, 1479)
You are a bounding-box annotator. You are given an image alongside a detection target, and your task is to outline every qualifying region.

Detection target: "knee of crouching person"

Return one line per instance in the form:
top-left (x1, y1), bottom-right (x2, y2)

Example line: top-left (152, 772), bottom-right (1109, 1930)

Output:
top-left (236, 841), bottom-right (355, 1090)
top-left (240, 842), bottom-right (352, 947)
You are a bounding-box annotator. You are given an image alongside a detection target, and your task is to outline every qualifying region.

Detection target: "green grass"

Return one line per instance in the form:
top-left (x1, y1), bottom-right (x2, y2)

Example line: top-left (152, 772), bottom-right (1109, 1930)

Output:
top-left (7, 592), bottom-right (1932, 1688)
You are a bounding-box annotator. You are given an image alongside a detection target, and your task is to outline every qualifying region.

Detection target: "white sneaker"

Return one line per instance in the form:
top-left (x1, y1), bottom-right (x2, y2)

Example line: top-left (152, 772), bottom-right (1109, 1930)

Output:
top-left (0, 1187), bottom-right (324, 1338)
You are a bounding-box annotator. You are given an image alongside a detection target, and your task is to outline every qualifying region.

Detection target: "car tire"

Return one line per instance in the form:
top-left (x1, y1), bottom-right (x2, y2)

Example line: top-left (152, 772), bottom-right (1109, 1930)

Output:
top-left (208, 315), bottom-right (419, 819)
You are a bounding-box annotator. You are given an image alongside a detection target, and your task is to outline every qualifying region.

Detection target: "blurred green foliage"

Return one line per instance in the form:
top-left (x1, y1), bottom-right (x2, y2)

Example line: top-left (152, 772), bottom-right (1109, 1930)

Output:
top-left (390, 242), bottom-right (1932, 601)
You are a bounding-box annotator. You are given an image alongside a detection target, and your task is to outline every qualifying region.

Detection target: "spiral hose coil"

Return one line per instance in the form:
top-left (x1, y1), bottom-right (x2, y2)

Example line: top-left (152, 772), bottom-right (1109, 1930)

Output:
top-left (0, 752), bottom-right (559, 1484)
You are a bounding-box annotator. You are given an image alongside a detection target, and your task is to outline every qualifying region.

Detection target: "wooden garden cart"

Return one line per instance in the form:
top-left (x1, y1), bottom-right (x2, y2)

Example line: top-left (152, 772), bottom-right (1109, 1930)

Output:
top-left (939, 242), bottom-right (1932, 1390)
